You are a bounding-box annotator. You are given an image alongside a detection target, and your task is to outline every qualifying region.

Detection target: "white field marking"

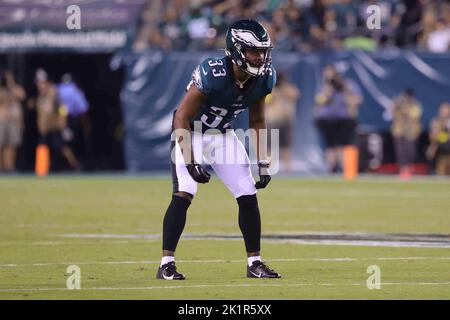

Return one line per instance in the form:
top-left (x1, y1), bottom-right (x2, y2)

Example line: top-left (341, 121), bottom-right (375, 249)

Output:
top-left (1, 257), bottom-right (450, 268)
top-left (265, 239), bottom-right (450, 248)
top-left (299, 175), bottom-right (450, 185)
top-left (60, 233), bottom-right (161, 239)
top-left (186, 236), bottom-right (450, 248)
top-left (278, 188), bottom-right (450, 198)
top-left (1, 281), bottom-right (450, 293)
top-left (1, 238), bottom-right (449, 249)
top-left (60, 232), bottom-right (450, 239)
top-left (3, 232), bottom-right (450, 248)
top-left (0, 240), bottom-right (159, 246)
top-left (59, 233), bottom-right (450, 249)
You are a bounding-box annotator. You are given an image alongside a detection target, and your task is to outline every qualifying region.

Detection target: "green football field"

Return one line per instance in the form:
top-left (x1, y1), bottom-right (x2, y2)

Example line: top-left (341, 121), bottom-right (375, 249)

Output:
top-left (1, 175), bottom-right (450, 299)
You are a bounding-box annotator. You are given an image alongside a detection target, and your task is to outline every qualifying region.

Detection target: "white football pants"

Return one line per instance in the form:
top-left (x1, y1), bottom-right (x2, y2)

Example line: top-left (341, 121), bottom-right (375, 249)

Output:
top-left (171, 130), bottom-right (257, 198)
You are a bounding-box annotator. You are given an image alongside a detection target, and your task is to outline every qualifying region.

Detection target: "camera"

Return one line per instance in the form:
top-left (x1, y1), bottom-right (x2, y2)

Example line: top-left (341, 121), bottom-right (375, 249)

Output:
top-left (329, 76), bottom-right (344, 92)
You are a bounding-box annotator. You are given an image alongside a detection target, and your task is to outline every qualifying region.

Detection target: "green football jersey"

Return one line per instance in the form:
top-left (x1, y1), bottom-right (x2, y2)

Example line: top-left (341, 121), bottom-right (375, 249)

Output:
top-left (187, 56), bottom-right (276, 133)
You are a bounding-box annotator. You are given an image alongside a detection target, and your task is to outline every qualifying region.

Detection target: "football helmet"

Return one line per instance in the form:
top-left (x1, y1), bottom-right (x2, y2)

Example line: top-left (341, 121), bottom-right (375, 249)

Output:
top-left (225, 19), bottom-right (273, 77)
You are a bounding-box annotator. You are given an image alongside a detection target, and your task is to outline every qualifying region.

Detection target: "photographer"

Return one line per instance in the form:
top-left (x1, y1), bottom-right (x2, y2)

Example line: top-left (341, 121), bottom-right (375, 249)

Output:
top-left (314, 64), bottom-right (362, 173)
top-left (57, 73), bottom-right (90, 170)
top-left (265, 73), bottom-right (300, 173)
top-left (29, 69), bottom-right (79, 171)
top-left (391, 88), bottom-right (422, 179)
top-left (427, 102), bottom-right (450, 175)
top-left (0, 71), bottom-right (25, 172)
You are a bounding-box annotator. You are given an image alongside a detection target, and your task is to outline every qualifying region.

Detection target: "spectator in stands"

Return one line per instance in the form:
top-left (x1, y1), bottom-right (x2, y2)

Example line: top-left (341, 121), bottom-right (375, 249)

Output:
top-left (314, 64), bottom-right (362, 173)
top-left (427, 102), bottom-right (450, 175)
top-left (135, 0), bottom-right (448, 53)
top-left (57, 73), bottom-right (90, 170)
top-left (417, 3), bottom-right (450, 53)
top-left (395, 0), bottom-right (424, 47)
top-left (265, 73), bottom-right (300, 173)
top-left (306, 0), bottom-right (328, 50)
top-left (425, 17), bottom-right (450, 53)
top-left (30, 69), bottom-right (79, 171)
top-left (185, 4), bottom-right (212, 50)
top-left (390, 88), bottom-right (422, 179)
top-left (161, 5), bottom-right (184, 50)
top-left (0, 71), bottom-right (25, 172)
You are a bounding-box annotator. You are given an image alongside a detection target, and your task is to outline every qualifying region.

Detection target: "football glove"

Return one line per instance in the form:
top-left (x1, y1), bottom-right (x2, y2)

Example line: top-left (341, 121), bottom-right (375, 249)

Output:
top-left (186, 163), bottom-right (211, 184)
top-left (255, 160), bottom-right (271, 189)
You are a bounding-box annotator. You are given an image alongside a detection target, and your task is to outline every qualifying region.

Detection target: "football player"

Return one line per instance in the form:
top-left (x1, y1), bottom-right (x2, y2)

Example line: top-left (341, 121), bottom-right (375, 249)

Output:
top-left (157, 19), bottom-right (281, 280)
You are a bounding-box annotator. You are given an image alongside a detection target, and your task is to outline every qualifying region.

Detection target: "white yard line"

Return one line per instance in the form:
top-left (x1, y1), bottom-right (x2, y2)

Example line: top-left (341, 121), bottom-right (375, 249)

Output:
top-left (266, 239), bottom-right (450, 248)
top-left (2, 237), bottom-right (450, 248)
top-left (0, 240), bottom-right (159, 246)
top-left (1, 281), bottom-right (450, 293)
top-left (56, 233), bottom-right (450, 249)
top-left (60, 233), bottom-right (162, 239)
top-left (1, 257), bottom-right (450, 268)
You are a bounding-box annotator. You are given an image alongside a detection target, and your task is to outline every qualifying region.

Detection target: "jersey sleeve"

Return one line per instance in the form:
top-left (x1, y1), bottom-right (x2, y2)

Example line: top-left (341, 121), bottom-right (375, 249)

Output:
top-left (187, 59), bottom-right (220, 96)
top-left (263, 66), bottom-right (277, 96)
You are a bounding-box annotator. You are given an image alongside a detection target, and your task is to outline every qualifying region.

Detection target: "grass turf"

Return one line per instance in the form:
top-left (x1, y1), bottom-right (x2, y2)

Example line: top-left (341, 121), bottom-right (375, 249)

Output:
top-left (0, 176), bottom-right (449, 299)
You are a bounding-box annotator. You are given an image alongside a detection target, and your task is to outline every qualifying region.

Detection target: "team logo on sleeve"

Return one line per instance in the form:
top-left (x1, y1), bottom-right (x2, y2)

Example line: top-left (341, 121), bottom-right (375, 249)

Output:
top-left (192, 66), bottom-right (203, 90)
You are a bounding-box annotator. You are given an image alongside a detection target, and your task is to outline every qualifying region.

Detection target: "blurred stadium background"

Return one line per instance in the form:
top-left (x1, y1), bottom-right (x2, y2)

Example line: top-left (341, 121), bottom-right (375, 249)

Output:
top-left (0, 0), bottom-right (449, 175)
top-left (1, 0), bottom-right (450, 300)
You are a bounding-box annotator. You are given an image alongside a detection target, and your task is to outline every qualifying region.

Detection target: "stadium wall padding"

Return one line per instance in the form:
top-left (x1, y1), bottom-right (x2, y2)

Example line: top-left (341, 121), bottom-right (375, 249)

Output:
top-left (118, 50), bottom-right (450, 172)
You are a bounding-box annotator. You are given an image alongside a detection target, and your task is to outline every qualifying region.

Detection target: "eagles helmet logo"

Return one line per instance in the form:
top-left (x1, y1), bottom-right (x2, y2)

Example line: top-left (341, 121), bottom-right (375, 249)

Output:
top-left (225, 19), bottom-right (273, 77)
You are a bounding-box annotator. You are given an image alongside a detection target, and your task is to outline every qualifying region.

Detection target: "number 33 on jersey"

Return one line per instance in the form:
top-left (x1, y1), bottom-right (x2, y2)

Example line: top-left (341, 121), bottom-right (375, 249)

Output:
top-left (186, 56), bottom-right (276, 133)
